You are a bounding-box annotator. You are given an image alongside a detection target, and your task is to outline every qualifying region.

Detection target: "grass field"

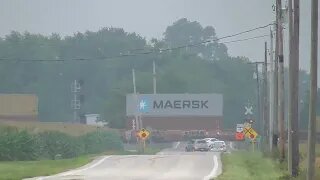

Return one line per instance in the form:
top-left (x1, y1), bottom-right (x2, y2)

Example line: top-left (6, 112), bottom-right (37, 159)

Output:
top-left (217, 151), bottom-right (285, 180)
top-left (0, 120), bottom-right (116, 136)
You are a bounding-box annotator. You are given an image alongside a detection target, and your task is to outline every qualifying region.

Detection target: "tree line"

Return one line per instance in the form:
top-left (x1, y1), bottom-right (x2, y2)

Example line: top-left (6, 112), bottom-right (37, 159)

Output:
top-left (0, 18), bottom-right (312, 129)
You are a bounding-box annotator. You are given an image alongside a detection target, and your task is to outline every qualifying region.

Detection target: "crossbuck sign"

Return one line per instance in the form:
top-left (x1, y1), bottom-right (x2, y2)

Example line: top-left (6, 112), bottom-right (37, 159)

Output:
top-left (244, 106), bottom-right (253, 115)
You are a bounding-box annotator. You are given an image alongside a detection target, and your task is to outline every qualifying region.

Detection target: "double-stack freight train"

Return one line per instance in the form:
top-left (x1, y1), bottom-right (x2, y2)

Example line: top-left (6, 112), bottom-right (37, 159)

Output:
top-left (124, 93), bottom-right (223, 142)
top-left (0, 94), bottom-right (38, 122)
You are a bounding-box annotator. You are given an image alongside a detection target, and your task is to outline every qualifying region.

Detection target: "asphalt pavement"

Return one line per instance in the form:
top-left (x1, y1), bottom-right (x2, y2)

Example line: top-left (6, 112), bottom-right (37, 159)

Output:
top-left (27, 142), bottom-right (222, 180)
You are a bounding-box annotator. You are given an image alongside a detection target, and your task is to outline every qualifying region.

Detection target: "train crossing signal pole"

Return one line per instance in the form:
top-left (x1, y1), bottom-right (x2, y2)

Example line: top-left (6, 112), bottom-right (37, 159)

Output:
top-left (248, 61), bottom-right (266, 143)
top-left (254, 63), bottom-right (262, 136)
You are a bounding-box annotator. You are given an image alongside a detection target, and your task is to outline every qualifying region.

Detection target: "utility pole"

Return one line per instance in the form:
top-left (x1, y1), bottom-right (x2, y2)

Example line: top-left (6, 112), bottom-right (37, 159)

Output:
top-left (132, 68), bottom-right (139, 131)
top-left (255, 63), bottom-right (262, 135)
top-left (273, 21), bottom-right (279, 150)
top-left (292, 0), bottom-right (300, 177)
top-left (276, 0), bottom-right (286, 161)
top-left (132, 68), bottom-right (144, 152)
top-left (269, 28), bottom-right (275, 152)
top-left (307, 0), bottom-right (318, 179)
top-left (287, 0), bottom-right (294, 175)
top-left (263, 41), bottom-right (269, 148)
top-left (153, 60), bottom-right (157, 94)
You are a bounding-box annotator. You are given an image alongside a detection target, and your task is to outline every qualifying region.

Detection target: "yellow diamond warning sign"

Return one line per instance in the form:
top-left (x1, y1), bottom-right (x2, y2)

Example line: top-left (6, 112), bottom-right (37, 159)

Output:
top-left (137, 128), bottom-right (150, 140)
top-left (243, 127), bottom-right (258, 140)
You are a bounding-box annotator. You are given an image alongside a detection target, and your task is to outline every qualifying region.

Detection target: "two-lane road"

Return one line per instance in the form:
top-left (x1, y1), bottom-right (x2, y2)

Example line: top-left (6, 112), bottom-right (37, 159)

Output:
top-left (29, 142), bottom-right (222, 180)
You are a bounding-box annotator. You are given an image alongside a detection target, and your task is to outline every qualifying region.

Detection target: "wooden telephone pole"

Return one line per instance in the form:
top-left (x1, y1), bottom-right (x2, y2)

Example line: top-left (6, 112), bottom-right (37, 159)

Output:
top-left (292, 0), bottom-right (300, 176)
top-left (288, 0), bottom-right (300, 176)
top-left (307, 0), bottom-right (318, 179)
top-left (276, 0), bottom-right (285, 161)
top-left (263, 41), bottom-right (269, 148)
top-left (269, 28), bottom-right (275, 152)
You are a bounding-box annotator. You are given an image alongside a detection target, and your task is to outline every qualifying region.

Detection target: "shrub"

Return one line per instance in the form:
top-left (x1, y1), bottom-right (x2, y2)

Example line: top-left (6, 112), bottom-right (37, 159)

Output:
top-left (37, 131), bottom-right (84, 159)
top-left (0, 126), bottom-right (38, 161)
top-left (82, 130), bottom-right (123, 154)
top-left (0, 126), bottom-right (123, 161)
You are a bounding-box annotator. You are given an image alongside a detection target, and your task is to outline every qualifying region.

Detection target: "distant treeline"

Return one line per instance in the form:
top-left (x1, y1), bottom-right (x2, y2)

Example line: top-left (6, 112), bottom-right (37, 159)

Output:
top-left (0, 18), bottom-right (312, 129)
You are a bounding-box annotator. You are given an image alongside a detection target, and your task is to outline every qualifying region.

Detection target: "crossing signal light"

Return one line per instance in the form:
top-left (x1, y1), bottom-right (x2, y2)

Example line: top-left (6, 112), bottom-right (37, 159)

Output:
top-left (245, 118), bottom-right (255, 124)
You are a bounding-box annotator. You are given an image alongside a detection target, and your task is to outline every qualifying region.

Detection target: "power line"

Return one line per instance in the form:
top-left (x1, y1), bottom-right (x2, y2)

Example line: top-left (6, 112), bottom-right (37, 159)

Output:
top-left (221, 34), bottom-right (269, 44)
top-left (151, 23), bottom-right (272, 53)
top-left (0, 23), bottom-right (272, 62)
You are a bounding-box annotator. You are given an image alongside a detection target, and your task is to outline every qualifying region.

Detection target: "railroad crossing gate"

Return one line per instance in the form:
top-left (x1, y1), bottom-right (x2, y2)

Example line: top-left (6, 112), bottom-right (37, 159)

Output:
top-left (243, 127), bottom-right (258, 140)
top-left (137, 128), bottom-right (150, 140)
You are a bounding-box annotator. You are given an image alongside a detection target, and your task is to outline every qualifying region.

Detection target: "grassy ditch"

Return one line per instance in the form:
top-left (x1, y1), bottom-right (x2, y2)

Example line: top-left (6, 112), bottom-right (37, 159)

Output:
top-left (217, 151), bottom-right (286, 180)
top-left (0, 148), bottom-right (162, 180)
top-left (288, 143), bottom-right (320, 180)
top-left (0, 155), bottom-right (92, 180)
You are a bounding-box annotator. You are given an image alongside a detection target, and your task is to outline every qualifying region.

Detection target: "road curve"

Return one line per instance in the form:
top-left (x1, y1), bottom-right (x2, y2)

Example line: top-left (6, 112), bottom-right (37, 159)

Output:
top-left (28, 143), bottom-right (222, 180)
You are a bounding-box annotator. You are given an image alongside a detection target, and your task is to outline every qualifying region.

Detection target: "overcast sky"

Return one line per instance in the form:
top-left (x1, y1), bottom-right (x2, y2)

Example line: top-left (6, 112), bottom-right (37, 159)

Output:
top-left (0, 0), bottom-right (316, 72)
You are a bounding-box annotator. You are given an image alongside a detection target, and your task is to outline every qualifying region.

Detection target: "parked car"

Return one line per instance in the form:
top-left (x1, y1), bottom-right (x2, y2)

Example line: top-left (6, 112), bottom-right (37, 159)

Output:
top-left (194, 139), bottom-right (210, 151)
top-left (210, 141), bottom-right (227, 152)
top-left (185, 139), bottom-right (195, 152)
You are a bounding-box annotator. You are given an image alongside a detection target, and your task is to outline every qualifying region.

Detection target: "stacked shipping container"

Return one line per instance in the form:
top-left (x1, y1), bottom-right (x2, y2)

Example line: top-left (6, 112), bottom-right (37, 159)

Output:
top-left (0, 94), bottom-right (38, 121)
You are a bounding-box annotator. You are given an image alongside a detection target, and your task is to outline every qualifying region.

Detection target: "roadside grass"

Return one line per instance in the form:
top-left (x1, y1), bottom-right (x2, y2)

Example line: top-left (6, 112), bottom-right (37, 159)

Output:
top-left (0, 121), bottom-right (163, 179)
top-left (289, 143), bottom-right (320, 180)
top-left (217, 151), bottom-right (286, 180)
top-left (142, 147), bottom-right (162, 155)
top-left (299, 143), bottom-right (320, 158)
top-left (0, 121), bottom-right (115, 136)
top-left (0, 155), bottom-right (92, 180)
top-left (0, 148), bottom-right (162, 180)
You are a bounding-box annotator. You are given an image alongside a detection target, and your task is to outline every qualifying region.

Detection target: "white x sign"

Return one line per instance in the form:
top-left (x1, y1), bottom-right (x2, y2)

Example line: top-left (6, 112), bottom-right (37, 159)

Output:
top-left (132, 119), bottom-right (136, 130)
top-left (244, 106), bottom-right (253, 115)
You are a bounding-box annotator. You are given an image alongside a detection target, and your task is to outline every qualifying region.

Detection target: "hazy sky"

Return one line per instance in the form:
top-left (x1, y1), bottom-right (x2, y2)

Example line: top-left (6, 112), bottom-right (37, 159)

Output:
top-left (0, 0), bottom-right (316, 72)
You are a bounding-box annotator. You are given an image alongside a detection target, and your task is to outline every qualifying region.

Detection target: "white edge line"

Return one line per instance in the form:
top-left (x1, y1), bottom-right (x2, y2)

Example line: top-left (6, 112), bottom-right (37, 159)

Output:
top-left (37, 156), bottom-right (112, 180)
top-left (203, 155), bottom-right (219, 180)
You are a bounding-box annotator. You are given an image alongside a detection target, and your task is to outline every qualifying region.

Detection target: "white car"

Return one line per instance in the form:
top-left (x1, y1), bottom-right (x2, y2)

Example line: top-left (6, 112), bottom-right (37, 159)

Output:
top-left (204, 138), bottom-right (219, 147)
top-left (210, 141), bottom-right (227, 152)
top-left (193, 139), bottom-right (210, 151)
